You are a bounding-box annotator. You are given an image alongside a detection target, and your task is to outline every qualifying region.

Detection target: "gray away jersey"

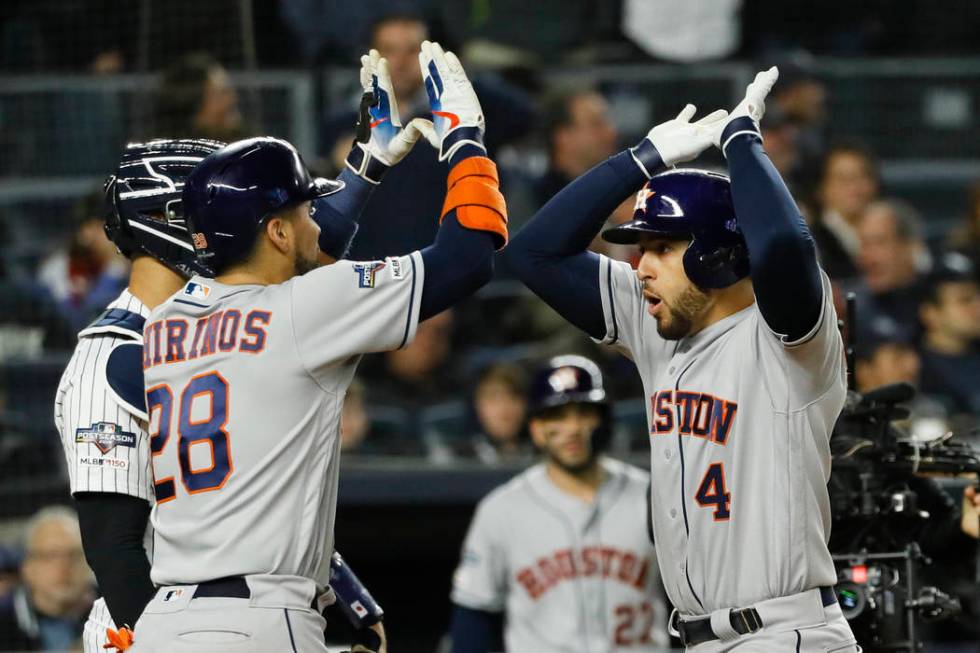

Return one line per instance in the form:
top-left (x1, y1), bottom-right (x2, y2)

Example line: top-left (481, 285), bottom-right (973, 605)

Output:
top-left (453, 459), bottom-right (668, 653)
top-left (596, 256), bottom-right (845, 615)
top-left (142, 254), bottom-right (423, 587)
top-left (55, 288), bottom-right (156, 650)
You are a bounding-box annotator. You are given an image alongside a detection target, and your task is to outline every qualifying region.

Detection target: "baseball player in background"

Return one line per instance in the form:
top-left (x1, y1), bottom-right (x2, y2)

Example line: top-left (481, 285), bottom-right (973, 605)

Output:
top-left (450, 355), bottom-right (668, 653)
top-left (128, 42), bottom-right (508, 652)
top-left (504, 69), bottom-right (860, 651)
top-left (55, 139), bottom-right (225, 653)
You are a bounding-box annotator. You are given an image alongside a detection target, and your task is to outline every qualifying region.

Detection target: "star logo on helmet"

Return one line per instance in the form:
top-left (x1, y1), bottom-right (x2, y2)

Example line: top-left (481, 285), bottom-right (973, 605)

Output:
top-left (634, 189), bottom-right (655, 212)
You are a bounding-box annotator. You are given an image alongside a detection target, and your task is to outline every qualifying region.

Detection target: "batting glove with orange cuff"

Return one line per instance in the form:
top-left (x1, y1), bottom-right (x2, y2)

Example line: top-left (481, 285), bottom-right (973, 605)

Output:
top-left (346, 49), bottom-right (437, 183)
top-left (419, 41), bottom-right (486, 162)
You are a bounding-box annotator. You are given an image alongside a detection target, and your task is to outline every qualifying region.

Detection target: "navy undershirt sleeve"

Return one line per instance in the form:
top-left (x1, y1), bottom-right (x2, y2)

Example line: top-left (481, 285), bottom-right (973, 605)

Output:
top-left (501, 150), bottom-right (650, 339)
top-left (449, 604), bottom-right (504, 653)
top-left (75, 493), bottom-right (154, 629)
top-left (419, 213), bottom-right (495, 321)
top-left (723, 118), bottom-right (823, 341)
top-left (314, 168), bottom-right (372, 258)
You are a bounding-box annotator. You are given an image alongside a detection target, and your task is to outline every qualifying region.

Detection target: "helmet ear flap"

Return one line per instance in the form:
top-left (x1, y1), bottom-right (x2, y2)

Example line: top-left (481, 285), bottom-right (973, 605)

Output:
top-left (103, 175), bottom-right (137, 258)
top-left (683, 238), bottom-right (750, 290)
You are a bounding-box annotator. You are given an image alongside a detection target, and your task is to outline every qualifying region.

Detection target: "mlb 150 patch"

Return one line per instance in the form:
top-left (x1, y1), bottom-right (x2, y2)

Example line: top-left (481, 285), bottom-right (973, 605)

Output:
top-left (75, 421), bottom-right (136, 455)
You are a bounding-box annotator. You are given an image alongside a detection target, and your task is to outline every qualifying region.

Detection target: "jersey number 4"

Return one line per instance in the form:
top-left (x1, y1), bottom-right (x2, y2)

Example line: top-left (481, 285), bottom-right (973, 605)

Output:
top-left (147, 372), bottom-right (232, 503)
top-left (695, 463), bottom-right (731, 521)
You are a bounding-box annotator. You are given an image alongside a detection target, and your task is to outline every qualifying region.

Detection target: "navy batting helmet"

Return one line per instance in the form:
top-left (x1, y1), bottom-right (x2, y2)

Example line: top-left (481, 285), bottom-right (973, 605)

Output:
top-left (528, 355), bottom-right (611, 448)
top-left (182, 137), bottom-right (344, 274)
top-left (104, 139), bottom-right (224, 277)
top-left (602, 169), bottom-right (749, 289)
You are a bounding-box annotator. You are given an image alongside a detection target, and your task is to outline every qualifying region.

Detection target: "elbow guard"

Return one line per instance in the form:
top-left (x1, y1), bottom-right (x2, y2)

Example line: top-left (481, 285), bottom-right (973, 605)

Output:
top-left (441, 157), bottom-right (508, 250)
top-left (329, 552), bottom-right (384, 628)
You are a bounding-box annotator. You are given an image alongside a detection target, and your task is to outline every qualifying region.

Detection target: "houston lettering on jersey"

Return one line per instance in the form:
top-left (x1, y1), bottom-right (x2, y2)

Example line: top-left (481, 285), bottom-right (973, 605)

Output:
top-left (649, 389), bottom-right (737, 445)
top-left (515, 547), bottom-right (649, 600)
top-left (143, 310), bottom-right (271, 370)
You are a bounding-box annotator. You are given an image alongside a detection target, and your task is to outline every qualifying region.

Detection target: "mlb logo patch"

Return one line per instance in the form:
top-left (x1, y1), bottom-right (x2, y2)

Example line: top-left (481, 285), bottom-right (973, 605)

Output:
top-left (353, 262), bottom-right (386, 289)
top-left (184, 282), bottom-right (211, 299)
top-left (192, 232), bottom-right (208, 249)
top-left (163, 588), bottom-right (184, 602)
top-left (75, 422), bottom-right (137, 455)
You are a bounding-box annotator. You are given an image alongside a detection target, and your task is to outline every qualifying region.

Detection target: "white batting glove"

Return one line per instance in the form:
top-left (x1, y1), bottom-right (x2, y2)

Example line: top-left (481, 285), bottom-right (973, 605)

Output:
top-left (631, 104), bottom-right (729, 175)
top-left (347, 49), bottom-right (437, 183)
top-left (418, 40), bottom-right (486, 161)
top-left (708, 66), bottom-right (779, 154)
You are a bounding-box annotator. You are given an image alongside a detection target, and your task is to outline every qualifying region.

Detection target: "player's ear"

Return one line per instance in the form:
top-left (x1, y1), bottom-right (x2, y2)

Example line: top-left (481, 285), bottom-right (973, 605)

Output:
top-left (528, 419), bottom-right (547, 449)
top-left (264, 215), bottom-right (292, 256)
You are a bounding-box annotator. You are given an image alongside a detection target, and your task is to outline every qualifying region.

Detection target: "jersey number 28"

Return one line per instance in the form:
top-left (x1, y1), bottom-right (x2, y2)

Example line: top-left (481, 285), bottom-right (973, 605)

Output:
top-left (147, 371), bottom-right (232, 503)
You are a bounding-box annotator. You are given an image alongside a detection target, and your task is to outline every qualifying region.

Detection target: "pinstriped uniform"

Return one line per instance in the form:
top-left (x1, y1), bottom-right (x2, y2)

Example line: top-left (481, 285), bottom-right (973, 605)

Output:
top-left (55, 289), bottom-right (155, 652)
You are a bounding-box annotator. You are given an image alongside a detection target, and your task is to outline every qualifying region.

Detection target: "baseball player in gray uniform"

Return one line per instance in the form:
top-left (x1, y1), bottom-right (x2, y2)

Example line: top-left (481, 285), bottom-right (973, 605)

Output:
top-left (450, 355), bottom-right (668, 653)
top-left (55, 139), bottom-right (225, 652)
top-left (129, 42), bottom-right (508, 652)
top-left (504, 70), bottom-right (860, 651)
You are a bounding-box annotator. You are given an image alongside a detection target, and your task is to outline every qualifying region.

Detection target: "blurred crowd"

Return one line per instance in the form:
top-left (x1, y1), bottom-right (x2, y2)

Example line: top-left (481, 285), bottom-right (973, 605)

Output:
top-left (0, 3), bottom-right (976, 652)
top-left (3, 7), bottom-right (979, 472)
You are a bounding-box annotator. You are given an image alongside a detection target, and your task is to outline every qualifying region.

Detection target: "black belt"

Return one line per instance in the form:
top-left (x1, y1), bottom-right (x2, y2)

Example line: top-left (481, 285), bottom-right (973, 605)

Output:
top-left (674, 587), bottom-right (837, 647)
top-left (192, 576), bottom-right (250, 600)
top-left (190, 576), bottom-right (319, 611)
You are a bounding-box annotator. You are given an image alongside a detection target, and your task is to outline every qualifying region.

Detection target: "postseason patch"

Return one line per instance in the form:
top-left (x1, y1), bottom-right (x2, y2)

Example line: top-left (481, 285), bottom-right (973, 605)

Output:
top-left (353, 261), bottom-right (386, 289)
top-left (75, 421), bottom-right (136, 455)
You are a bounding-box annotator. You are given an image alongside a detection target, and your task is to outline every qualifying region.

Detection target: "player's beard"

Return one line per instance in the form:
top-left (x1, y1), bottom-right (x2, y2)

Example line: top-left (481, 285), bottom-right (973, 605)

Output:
top-left (294, 252), bottom-right (321, 276)
top-left (656, 282), bottom-right (710, 340)
top-left (544, 439), bottom-right (599, 476)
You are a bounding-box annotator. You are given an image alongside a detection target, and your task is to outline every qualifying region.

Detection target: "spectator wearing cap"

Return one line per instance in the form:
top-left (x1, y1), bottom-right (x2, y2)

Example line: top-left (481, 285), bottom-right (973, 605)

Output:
top-left (918, 253), bottom-right (980, 419)
top-left (849, 198), bottom-right (929, 335)
top-left (0, 507), bottom-right (93, 651)
top-left (152, 52), bottom-right (246, 142)
top-left (812, 141), bottom-right (880, 280)
top-left (854, 315), bottom-right (920, 394)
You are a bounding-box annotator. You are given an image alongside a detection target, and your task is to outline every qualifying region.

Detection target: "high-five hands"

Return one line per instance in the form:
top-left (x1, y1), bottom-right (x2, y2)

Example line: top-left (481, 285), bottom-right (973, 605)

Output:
top-left (347, 49), bottom-right (436, 182)
top-left (419, 40), bottom-right (486, 161)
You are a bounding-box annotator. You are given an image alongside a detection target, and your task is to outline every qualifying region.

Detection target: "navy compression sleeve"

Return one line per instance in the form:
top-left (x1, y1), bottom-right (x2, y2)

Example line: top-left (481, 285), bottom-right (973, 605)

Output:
top-left (449, 605), bottom-right (504, 653)
top-left (419, 213), bottom-right (495, 320)
top-left (75, 493), bottom-right (154, 629)
top-left (502, 151), bottom-right (651, 339)
top-left (314, 169), bottom-right (372, 258)
top-left (722, 118), bottom-right (823, 341)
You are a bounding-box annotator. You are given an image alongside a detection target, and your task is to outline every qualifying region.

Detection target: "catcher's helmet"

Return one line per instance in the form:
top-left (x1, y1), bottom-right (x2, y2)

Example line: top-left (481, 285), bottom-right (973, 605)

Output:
top-left (182, 137), bottom-right (344, 274)
top-left (528, 355), bottom-right (611, 448)
top-left (602, 169), bottom-right (749, 289)
top-left (104, 139), bottom-right (225, 277)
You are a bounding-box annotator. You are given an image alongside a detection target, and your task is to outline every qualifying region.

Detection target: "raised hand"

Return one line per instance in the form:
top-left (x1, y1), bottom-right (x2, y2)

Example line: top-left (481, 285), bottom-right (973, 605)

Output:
top-left (418, 40), bottom-right (485, 161)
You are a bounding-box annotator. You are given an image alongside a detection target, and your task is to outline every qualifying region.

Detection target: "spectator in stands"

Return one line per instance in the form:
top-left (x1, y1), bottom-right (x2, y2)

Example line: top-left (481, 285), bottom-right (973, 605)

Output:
top-left (535, 89), bottom-right (618, 207)
top-left (361, 309), bottom-right (461, 410)
top-left (153, 52), bottom-right (246, 142)
top-left (0, 507), bottom-right (92, 651)
top-left (851, 198), bottom-right (929, 333)
top-left (812, 141), bottom-right (880, 280)
top-left (918, 252), bottom-right (980, 421)
top-left (448, 363), bottom-right (532, 464)
top-left (532, 88), bottom-right (635, 262)
top-left (760, 106), bottom-right (802, 194)
top-left (35, 191), bottom-right (128, 332)
top-left (949, 179), bottom-right (980, 266)
top-left (322, 11), bottom-right (535, 259)
top-left (854, 315), bottom-right (920, 394)
top-left (340, 380), bottom-right (423, 457)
